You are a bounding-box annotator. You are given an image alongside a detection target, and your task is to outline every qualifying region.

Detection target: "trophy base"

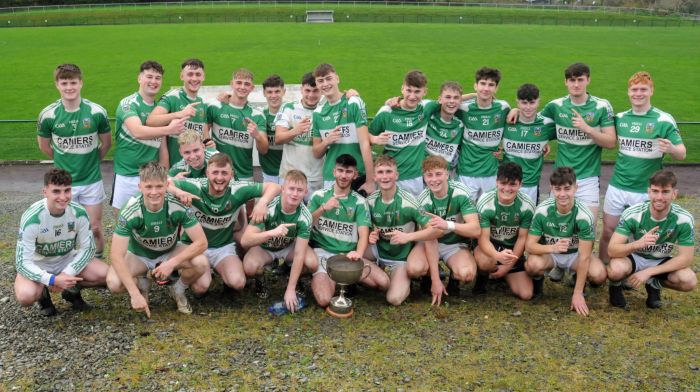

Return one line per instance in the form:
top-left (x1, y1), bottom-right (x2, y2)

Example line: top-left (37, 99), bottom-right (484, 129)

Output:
top-left (326, 305), bottom-right (354, 318)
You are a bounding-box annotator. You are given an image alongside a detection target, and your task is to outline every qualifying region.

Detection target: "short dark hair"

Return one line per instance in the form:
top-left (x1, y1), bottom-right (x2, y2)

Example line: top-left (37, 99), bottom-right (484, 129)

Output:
top-left (517, 83), bottom-right (540, 101)
top-left (301, 72), bottom-right (316, 87)
top-left (44, 168), bottom-right (72, 187)
top-left (181, 58), bottom-right (204, 70)
top-left (497, 162), bottom-right (523, 183)
top-left (263, 74), bottom-right (284, 89)
top-left (550, 167), bottom-right (577, 187)
top-left (649, 170), bottom-right (677, 188)
top-left (475, 67), bottom-right (501, 85)
top-left (564, 63), bottom-right (590, 79)
top-left (140, 60), bottom-right (164, 75)
top-left (54, 64), bottom-right (81, 81)
top-left (404, 70), bottom-right (427, 89)
top-left (335, 154), bottom-right (357, 169)
top-left (313, 63), bottom-right (336, 78)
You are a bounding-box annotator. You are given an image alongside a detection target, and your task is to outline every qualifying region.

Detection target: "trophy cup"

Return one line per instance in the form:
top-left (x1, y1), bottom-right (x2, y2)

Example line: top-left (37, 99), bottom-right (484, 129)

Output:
top-left (325, 254), bottom-right (370, 318)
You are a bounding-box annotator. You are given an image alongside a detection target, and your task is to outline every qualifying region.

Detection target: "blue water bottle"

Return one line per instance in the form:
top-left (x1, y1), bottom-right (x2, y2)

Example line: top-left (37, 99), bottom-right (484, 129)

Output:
top-left (268, 295), bottom-right (306, 315)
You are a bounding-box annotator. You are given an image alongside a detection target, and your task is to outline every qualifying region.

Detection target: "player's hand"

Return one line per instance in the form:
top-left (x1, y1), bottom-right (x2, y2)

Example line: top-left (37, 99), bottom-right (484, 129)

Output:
top-left (344, 88), bottom-right (360, 98)
top-left (552, 238), bottom-right (571, 254)
top-left (179, 102), bottom-right (201, 119)
top-left (489, 264), bottom-right (511, 279)
top-left (658, 139), bottom-right (674, 153)
top-left (368, 228), bottom-right (380, 245)
top-left (245, 118), bottom-right (261, 138)
top-left (571, 109), bottom-right (591, 134)
top-left (130, 292), bottom-right (151, 319)
top-left (167, 117), bottom-right (187, 135)
top-left (173, 171), bottom-right (190, 180)
top-left (634, 226), bottom-right (659, 250)
top-left (325, 127), bottom-right (342, 145)
top-left (250, 202), bottom-right (268, 224)
top-left (492, 146), bottom-right (504, 159)
top-left (495, 249), bottom-right (519, 265)
top-left (53, 273), bottom-right (83, 290)
top-left (203, 138), bottom-right (216, 149)
top-left (346, 251), bottom-right (362, 261)
top-left (385, 230), bottom-right (411, 245)
top-left (627, 270), bottom-right (652, 289)
top-left (570, 292), bottom-right (589, 316)
top-left (294, 117), bottom-right (312, 136)
top-left (370, 132), bottom-right (391, 145)
top-left (217, 91), bottom-right (232, 103)
top-left (323, 196), bottom-right (340, 212)
top-left (543, 143), bottom-right (551, 157)
top-left (358, 181), bottom-right (375, 195)
top-left (431, 278), bottom-right (448, 307)
top-left (270, 223), bottom-right (295, 238)
top-left (424, 212), bottom-right (448, 231)
top-left (506, 108), bottom-right (519, 124)
top-left (284, 287), bottom-right (298, 313)
top-left (174, 190), bottom-right (200, 206)
top-left (152, 260), bottom-right (175, 282)
top-left (385, 96), bottom-right (401, 108)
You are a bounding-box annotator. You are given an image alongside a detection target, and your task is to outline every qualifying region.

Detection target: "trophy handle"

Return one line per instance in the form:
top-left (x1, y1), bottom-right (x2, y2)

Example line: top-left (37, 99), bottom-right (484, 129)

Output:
top-left (361, 263), bottom-right (371, 281)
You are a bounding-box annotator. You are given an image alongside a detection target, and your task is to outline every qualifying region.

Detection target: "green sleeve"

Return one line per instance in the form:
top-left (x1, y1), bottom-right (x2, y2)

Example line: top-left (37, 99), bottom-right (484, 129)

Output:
top-left (422, 99), bottom-right (440, 116)
top-left (173, 179), bottom-right (203, 197)
top-left (36, 115), bottom-right (53, 138)
top-left (478, 207), bottom-right (492, 229)
top-left (540, 103), bottom-right (554, 122)
top-left (576, 217), bottom-right (595, 242)
top-left (599, 101), bottom-right (615, 127)
top-left (614, 215), bottom-right (633, 237)
top-left (97, 111), bottom-right (111, 134)
top-left (414, 207), bottom-right (431, 227)
top-left (234, 182), bottom-right (263, 205)
top-left (114, 213), bottom-right (133, 237)
top-left (677, 221), bottom-right (695, 247)
top-left (297, 217), bottom-right (311, 240)
top-left (529, 213), bottom-right (544, 236)
top-left (308, 192), bottom-right (322, 212)
top-left (349, 97), bottom-right (368, 127)
top-left (664, 123), bottom-right (683, 145)
top-left (356, 200), bottom-right (372, 228)
top-left (459, 196), bottom-right (477, 216)
top-left (520, 209), bottom-right (534, 229)
top-left (157, 94), bottom-right (173, 111)
top-left (179, 207), bottom-right (199, 229)
top-left (368, 112), bottom-right (384, 136)
top-left (311, 112), bottom-right (321, 138)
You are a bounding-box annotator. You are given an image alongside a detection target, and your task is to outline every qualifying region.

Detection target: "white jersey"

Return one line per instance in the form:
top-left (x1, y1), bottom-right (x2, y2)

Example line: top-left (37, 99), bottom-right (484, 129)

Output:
top-left (274, 99), bottom-right (324, 181)
top-left (16, 199), bottom-right (95, 285)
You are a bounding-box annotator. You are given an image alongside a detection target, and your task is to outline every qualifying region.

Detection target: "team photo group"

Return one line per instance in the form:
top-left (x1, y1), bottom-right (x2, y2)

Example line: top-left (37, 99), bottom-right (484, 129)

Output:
top-left (15, 58), bottom-right (696, 319)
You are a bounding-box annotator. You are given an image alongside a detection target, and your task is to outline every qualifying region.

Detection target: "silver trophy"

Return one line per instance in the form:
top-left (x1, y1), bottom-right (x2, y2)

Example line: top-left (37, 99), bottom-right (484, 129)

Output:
top-left (325, 254), bottom-right (370, 318)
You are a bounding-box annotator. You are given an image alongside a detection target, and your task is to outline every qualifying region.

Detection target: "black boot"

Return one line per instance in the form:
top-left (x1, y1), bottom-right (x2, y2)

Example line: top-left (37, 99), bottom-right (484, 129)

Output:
top-left (645, 283), bottom-right (662, 309)
top-left (532, 277), bottom-right (544, 300)
top-left (61, 286), bottom-right (91, 311)
top-left (38, 287), bottom-right (57, 317)
top-left (446, 278), bottom-right (460, 297)
top-left (472, 274), bottom-right (488, 295)
top-left (608, 284), bottom-right (626, 308)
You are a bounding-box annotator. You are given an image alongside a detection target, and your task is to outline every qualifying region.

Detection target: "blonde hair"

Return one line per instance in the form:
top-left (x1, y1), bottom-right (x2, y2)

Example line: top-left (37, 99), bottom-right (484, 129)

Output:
top-left (178, 130), bottom-right (203, 146)
top-left (284, 169), bottom-right (308, 186)
top-left (139, 161), bottom-right (168, 183)
top-left (233, 68), bottom-right (254, 81)
top-left (422, 155), bottom-right (449, 173)
top-left (374, 154), bottom-right (397, 169)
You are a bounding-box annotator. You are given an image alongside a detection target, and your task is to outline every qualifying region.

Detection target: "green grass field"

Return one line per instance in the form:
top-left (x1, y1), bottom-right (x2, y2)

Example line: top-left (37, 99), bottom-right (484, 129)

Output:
top-left (1, 22), bottom-right (699, 161)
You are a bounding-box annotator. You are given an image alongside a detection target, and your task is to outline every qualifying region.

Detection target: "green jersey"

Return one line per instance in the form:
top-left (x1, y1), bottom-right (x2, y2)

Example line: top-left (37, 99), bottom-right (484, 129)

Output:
top-left (610, 107), bottom-right (683, 193)
top-left (37, 98), bottom-right (111, 186)
top-left (254, 195), bottom-right (312, 251)
top-left (308, 187), bottom-right (372, 254)
top-left (541, 94), bottom-right (614, 180)
top-left (615, 201), bottom-right (695, 260)
top-left (168, 149), bottom-right (218, 179)
top-left (369, 100), bottom-right (440, 181)
top-left (157, 88), bottom-right (207, 167)
top-left (174, 178), bottom-right (262, 248)
top-left (417, 181), bottom-right (476, 245)
top-left (502, 114), bottom-right (557, 187)
top-left (529, 198), bottom-right (595, 254)
top-left (312, 96), bottom-right (368, 181)
top-left (456, 99), bottom-right (511, 178)
top-left (260, 108), bottom-right (283, 177)
top-left (367, 188), bottom-right (430, 262)
top-left (16, 199), bottom-right (95, 285)
top-left (114, 193), bottom-right (198, 260)
top-left (274, 100), bottom-right (323, 181)
top-left (476, 189), bottom-right (535, 248)
top-left (425, 112), bottom-right (465, 168)
top-left (207, 101), bottom-right (266, 180)
top-left (114, 92), bottom-right (161, 177)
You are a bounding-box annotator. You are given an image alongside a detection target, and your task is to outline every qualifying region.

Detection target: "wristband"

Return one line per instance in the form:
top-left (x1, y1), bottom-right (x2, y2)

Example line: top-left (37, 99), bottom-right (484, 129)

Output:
top-left (49, 274), bottom-right (56, 286)
top-left (446, 221), bottom-right (456, 232)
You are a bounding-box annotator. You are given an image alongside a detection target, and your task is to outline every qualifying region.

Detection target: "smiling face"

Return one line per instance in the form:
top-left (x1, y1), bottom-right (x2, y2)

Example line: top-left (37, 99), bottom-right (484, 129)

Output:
top-left (179, 141), bottom-right (205, 170)
top-left (333, 164), bottom-right (358, 191)
top-left (55, 77), bottom-right (83, 102)
top-left (647, 183), bottom-right (677, 215)
top-left (374, 163), bottom-right (399, 192)
top-left (423, 168), bottom-right (449, 196)
top-left (206, 162), bottom-right (233, 196)
top-left (551, 182), bottom-right (577, 213)
top-left (400, 84), bottom-right (427, 110)
top-left (263, 85), bottom-right (285, 109)
top-left (438, 87), bottom-right (461, 116)
top-left (282, 180), bottom-right (307, 209)
top-left (474, 78), bottom-right (498, 103)
top-left (43, 183), bottom-right (72, 216)
top-left (496, 179), bottom-right (522, 205)
top-left (180, 65), bottom-right (204, 96)
top-left (315, 72), bottom-right (340, 99)
top-left (301, 83), bottom-right (322, 108)
top-left (628, 82), bottom-right (653, 111)
top-left (138, 69), bottom-right (163, 99)
top-left (139, 179), bottom-right (167, 212)
top-left (565, 75), bottom-right (589, 100)
top-left (231, 76), bottom-right (254, 102)
top-left (517, 98), bottom-right (540, 120)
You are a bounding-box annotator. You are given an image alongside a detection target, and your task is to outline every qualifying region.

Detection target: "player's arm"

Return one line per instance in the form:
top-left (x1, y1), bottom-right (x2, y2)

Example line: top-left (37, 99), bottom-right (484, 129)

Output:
top-left (525, 233), bottom-right (551, 255)
top-left (571, 239), bottom-right (592, 316)
top-left (353, 225), bottom-right (370, 260)
top-left (571, 109), bottom-right (616, 148)
top-left (275, 116), bottom-right (311, 145)
top-left (248, 117), bottom-right (269, 154)
top-left (312, 136), bottom-right (329, 158)
top-left (249, 182), bottom-right (281, 224)
top-left (62, 214), bottom-right (96, 276)
top-left (166, 180), bottom-right (200, 206)
top-left (309, 194), bottom-right (329, 224)
top-left (124, 116), bottom-right (186, 139)
top-left (425, 238), bottom-right (447, 305)
top-left (284, 237), bottom-right (310, 312)
top-left (37, 136), bottom-right (53, 159)
top-left (630, 245), bottom-right (694, 286)
top-left (98, 131), bottom-right (112, 160)
top-left (356, 125), bottom-right (375, 189)
top-left (146, 102), bottom-right (200, 126)
top-left (607, 231), bottom-right (640, 258)
top-left (165, 223), bottom-right (207, 269)
top-left (158, 139), bottom-right (170, 168)
top-left (660, 140), bottom-right (686, 161)
top-left (109, 233), bottom-right (140, 297)
top-left (425, 212), bottom-right (480, 239)
top-left (240, 222), bottom-right (289, 249)
top-left (16, 224), bottom-right (54, 286)
top-left (512, 227), bottom-right (528, 259)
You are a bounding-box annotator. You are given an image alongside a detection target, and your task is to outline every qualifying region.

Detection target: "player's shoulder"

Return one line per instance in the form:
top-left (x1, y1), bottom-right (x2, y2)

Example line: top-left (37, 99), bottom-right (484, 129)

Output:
top-left (620, 201), bottom-right (647, 220)
top-left (162, 88), bottom-right (181, 98)
top-left (449, 180), bottom-right (473, 198)
top-left (615, 108), bottom-right (633, 119)
top-left (534, 197), bottom-right (556, 214)
top-left (120, 195), bottom-right (144, 220)
top-left (459, 98), bottom-right (477, 112)
top-left (349, 190), bottom-right (368, 205)
top-left (516, 191), bottom-right (536, 211)
top-left (249, 105), bottom-right (265, 117)
top-left (573, 199), bottom-right (595, 221)
top-left (119, 92), bottom-right (140, 108)
top-left (670, 203), bottom-right (694, 225)
top-left (416, 188), bottom-right (431, 205)
top-left (366, 190), bottom-right (381, 205)
top-left (548, 97), bottom-right (567, 107)
top-left (311, 185), bottom-right (332, 201)
top-left (67, 201), bottom-right (89, 219)
top-left (208, 100), bottom-right (224, 110)
top-left (298, 203), bottom-right (313, 223)
top-left (650, 107), bottom-right (677, 126)
top-left (589, 95), bottom-right (613, 110)
top-left (38, 99), bottom-right (62, 121)
top-left (494, 98), bottom-right (511, 110)
top-left (165, 193), bottom-right (190, 212)
top-left (375, 105), bottom-right (393, 117)
top-left (396, 187), bottom-right (420, 208)
top-left (20, 200), bottom-right (47, 229)
top-left (536, 113), bottom-right (554, 125)
top-left (82, 98), bottom-right (108, 116)
top-left (476, 188), bottom-right (497, 210)
top-left (347, 95), bottom-right (365, 107)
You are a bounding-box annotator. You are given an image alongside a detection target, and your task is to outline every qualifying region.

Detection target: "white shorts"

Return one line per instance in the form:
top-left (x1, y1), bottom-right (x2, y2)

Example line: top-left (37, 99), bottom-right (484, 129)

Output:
top-left (238, 177), bottom-right (254, 182)
top-left (111, 174), bottom-right (140, 210)
top-left (603, 184), bottom-right (648, 216)
top-left (573, 176), bottom-right (600, 209)
top-left (262, 174), bottom-right (281, 184)
top-left (314, 248), bottom-right (335, 275)
top-left (371, 245), bottom-right (404, 271)
top-left (35, 251), bottom-right (85, 275)
top-left (264, 245), bottom-right (294, 263)
top-left (459, 175), bottom-right (496, 202)
top-left (520, 185), bottom-right (539, 205)
top-left (72, 180), bottom-right (106, 206)
top-left (205, 244), bottom-right (238, 269)
top-left (439, 242), bottom-right (469, 261)
top-left (629, 253), bottom-right (669, 273)
top-left (397, 177), bottom-right (424, 198)
top-left (130, 248), bottom-right (178, 270)
top-left (551, 252), bottom-right (579, 273)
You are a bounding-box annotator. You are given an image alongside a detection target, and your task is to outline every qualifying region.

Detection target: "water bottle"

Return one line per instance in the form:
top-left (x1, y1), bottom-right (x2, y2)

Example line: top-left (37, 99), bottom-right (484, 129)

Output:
top-left (268, 295), bottom-right (307, 315)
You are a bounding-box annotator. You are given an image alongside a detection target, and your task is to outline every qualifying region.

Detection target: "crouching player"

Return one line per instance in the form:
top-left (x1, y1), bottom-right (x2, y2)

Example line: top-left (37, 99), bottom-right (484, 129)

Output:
top-left (418, 156), bottom-right (480, 305)
top-left (525, 167), bottom-right (606, 316)
top-left (107, 162), bottom-right (209, 317)
top-left (309, 154), bottom-right (390, 308)
top-left (15, 169), bottom-right (107, 316)
top-left (474, 162), bottom-right (535, 300)
top-left (607, 170), bottom-right (696, 309)
top-left (367, 155), bottom-right (440, 306)
top-left (241, 170), bottom-right (318, 313)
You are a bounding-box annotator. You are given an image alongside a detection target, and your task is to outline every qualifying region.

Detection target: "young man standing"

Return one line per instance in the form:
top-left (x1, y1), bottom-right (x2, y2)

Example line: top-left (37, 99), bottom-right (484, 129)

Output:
top-left (456, 67), bottom-right (511, 202)
top-left (15, 169), bottom-right (108, 316)
top-left (169, 153), bottom-right (280, 295)
top-left (168, 130), bottom-right (217, 179)
top-left (369, 70), bottom-right (439, 197)
top-left (260, 74), bottom-right (286, 184)
top-left (241, 170), bottom-right (317, 313)
top-left (207, 68), bottom-right (268, 181)
top-left (502, 84), bottom-right (556, 204)
top-left (112, 61), bottom-right (187, 215)
top-left (424, 81), bottom-right (466, 172)
top-left (599, 72), bottom-right (686, 264)
top-left (107, 162), bottom-right (209, 316)
top-left (418, 156), bottom-right (480, 305)
top-left (367, 155), bottom-right (439, 306)
top-left (474, 162), bottom-right (535, 300)
top-left (607, 171), bottom-right (695, 309)
top-left (311, 63), bottom-right (374, 195)
top-left (147, 58), bottom-right (208, 167)
top-left (525, 167), bottom-right (607, 316)
top-left (308, 154), bottom-right (390, 307)
top-left (37, 63), bottom-right (111, 259)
